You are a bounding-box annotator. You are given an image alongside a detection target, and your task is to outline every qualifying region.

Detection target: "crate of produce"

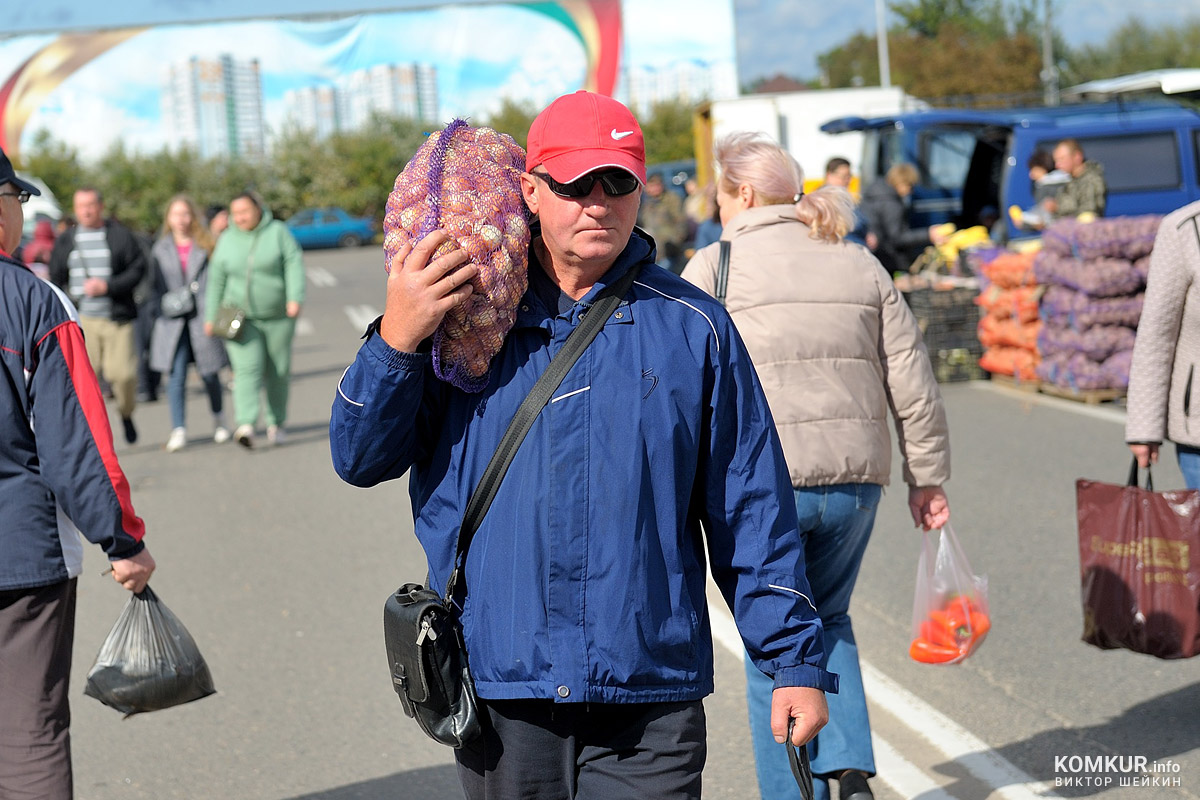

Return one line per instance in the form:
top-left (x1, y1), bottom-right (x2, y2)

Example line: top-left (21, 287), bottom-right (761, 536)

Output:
top-left (904, 286), bottom-right (980, 313)
top-left (930, 347), bottom-right (987, 383)
top-left (923, 326), bottom-right (984, 354)
top-left (913, 303), bottom-right (982, 334)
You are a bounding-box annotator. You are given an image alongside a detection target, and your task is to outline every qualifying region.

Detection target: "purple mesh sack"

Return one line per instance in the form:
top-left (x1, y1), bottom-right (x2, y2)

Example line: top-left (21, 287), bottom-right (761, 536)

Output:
top-left (1041, 216), bottom-right (1162, 261)
top-left (1032, 251), bottom-right (1144, 298)
top-left (1037, 324), bottom-right (1136, 363)
top-left (383, 119), bottom-right (531, 392)
top-left (1102, 349), bottom-right (1133, 389)
top-left (1134, 255), bottom-right (1151, 283)
top-left (1039, 286), bottom-right (1144, 330)
top-left (1038, 352), bottom-right (1112, 391)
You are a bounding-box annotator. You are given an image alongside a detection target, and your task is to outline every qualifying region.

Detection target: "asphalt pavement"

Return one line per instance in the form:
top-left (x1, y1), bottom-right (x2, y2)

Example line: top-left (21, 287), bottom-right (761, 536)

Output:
top-left (66, 246), bottom-right (1198, 800)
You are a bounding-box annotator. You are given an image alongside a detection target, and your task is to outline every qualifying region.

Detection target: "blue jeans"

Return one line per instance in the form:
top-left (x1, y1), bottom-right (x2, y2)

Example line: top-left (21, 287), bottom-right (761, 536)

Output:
top-left (1178, 444), bottom-right (1200, 490)
top-left (168, 329), bottom-right (223, 430)
top-left (745, 483), bottom-right (882, 800)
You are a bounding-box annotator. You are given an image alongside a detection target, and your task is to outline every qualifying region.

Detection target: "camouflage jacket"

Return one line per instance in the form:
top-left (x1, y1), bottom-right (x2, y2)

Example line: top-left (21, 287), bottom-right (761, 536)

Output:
top-left (1055, 161), bottom-right (1107, 218)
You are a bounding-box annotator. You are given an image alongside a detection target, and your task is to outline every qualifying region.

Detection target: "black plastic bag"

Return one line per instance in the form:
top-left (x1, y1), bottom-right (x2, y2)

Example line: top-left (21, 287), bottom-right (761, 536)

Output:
top-left (84, 586), bottom-right (216, 715)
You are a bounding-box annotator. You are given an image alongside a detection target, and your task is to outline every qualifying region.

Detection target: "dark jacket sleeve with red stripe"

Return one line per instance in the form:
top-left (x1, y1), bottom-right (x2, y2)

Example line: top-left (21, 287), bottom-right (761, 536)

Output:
top-left (0, 253), bottom-right (144, 591)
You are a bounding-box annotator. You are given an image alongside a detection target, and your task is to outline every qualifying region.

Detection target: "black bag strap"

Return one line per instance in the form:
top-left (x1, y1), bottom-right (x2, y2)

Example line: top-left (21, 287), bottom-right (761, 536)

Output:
top-left (786, 720), bottom-right (814, 800)
top-left (1127, 456), bottom-right (1154, 492)
top-left (715, 240), bottom-right (731, 306)
top-left (443, 262), bottom-right (643, 601)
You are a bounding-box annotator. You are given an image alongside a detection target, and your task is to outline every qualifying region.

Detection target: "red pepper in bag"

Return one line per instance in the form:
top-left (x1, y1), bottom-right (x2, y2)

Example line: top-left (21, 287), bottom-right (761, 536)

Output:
top-left (909, 526), bottom-right (990, 665)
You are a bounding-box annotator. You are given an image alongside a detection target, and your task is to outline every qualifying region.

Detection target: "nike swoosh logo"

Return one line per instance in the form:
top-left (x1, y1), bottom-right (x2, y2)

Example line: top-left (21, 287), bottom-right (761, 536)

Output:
top-left (611, 129), bottom-right (634, 140)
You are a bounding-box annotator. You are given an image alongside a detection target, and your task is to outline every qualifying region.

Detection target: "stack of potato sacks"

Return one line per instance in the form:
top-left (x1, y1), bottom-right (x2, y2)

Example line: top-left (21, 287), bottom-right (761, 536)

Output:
top-left (975, 251), bottom-right (1042, 382)
top-left (1032, 216), bottom-right (1160, 393)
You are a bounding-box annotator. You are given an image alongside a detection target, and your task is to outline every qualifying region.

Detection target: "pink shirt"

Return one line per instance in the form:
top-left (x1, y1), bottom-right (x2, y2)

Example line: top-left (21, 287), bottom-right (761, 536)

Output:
top-left (176, 241), bottom-right (192, 277)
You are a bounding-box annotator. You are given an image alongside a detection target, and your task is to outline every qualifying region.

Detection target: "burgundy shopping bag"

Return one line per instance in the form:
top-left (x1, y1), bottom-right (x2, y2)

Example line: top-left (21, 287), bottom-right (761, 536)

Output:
top-left (1076, 460), bottom-right (1200, 659)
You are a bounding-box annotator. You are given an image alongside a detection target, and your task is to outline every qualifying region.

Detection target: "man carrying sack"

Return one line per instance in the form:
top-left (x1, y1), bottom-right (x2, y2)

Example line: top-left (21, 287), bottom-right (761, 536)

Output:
top-left (330, 91), bottom-right (835, 798)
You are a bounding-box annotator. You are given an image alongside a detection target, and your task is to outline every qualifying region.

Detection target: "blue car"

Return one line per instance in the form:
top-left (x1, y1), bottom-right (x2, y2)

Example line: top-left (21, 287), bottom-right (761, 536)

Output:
top-left (286, 207), bottom-right (377, 249)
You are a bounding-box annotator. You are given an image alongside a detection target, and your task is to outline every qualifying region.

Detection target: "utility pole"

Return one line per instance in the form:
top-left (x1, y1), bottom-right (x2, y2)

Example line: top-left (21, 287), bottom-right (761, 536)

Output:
top-left (1041, 0), bottom-right (1060, 105)
top-left (876, 0), bottom-right (892, 88)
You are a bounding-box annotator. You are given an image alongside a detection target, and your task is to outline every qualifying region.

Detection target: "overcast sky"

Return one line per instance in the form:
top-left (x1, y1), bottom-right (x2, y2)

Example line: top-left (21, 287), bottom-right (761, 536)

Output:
top-left (733, 0), bottom-right (1183, 83)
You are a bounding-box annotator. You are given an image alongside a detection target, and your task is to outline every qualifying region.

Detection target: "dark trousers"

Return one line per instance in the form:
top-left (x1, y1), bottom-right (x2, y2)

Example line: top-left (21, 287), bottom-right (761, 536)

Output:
top-left (136, 301), bottom-right (160, 399)
top-left (0, 579), bottom-right (76, 800)
top-left (455, 699), bottom-right (706, 800)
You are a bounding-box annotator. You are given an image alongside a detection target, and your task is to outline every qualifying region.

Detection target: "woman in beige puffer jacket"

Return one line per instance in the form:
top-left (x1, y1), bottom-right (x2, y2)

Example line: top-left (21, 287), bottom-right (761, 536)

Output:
top-left (682, 132), bottom-right (951, 800)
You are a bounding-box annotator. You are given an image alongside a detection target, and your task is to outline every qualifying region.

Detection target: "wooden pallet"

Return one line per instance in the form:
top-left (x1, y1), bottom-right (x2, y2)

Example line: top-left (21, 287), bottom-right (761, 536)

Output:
top-left (988, 373), bottom-right (1039, 393)
top-left (988, 373), bottom-right (1126, 405)
top-left (1037, 382), bottom-right (1126, 405)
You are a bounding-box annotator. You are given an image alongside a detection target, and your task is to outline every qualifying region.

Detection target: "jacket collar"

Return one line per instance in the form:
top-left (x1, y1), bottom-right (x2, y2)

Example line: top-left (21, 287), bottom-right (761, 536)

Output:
top-left (516, 224), bottom-right (652, 327)
top-left (722, 204), bottom-right (805, 240)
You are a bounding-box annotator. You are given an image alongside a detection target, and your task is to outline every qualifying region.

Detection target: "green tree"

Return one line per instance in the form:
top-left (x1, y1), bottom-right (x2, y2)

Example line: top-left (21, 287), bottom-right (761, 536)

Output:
top-left (817, 0), bottom-right (1047, 102)
top-left (890, 0), bottom-right (1040, 38)
top-left (481, 99), bottom-right (539, 150)
top-left (1061, 16), bottom-right (1200, 85)
top-left (818, 33), bottom-right (880, 88)
top-left (639, 99), bottom-right (695, 166)
top-left (896, 22), bottom-right (1042, 101)
top-left (18, 129), bottom-right (85, 209)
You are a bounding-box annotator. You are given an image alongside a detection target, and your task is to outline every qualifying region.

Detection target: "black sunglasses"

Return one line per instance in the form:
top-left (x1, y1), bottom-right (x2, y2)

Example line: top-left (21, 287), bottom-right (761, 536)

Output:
top-left (532, 169), bottom-right (640, 198)
top-left (0, 190), bottom-right (31, 204)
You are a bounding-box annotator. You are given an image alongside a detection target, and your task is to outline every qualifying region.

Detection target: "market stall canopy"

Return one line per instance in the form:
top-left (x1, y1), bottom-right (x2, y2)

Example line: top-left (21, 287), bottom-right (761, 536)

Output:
top-left (1062, 69), bottom-right (1200, 100)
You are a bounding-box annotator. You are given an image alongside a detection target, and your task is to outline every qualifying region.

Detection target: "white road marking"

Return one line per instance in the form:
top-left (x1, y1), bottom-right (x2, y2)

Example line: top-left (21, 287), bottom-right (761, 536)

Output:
top-left (308, 267), bottom-right (338, 287)
top-left (969, 380), bottom-right (1126, 425)
top-left (871, 735), bottom-right (959, 799)
top-left (707, 599), bottom-right (1059, 799)
top-left (861, 662), bottom-right (1058, 799)
top-left (295, 318), bottom-right (315, 337)
top-left (344, 304), bottom-right (380, 333)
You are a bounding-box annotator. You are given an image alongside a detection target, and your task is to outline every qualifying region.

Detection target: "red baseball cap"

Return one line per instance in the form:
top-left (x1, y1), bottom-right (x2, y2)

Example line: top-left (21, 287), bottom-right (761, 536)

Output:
top-left (526, 90), bottom-right (646, 184)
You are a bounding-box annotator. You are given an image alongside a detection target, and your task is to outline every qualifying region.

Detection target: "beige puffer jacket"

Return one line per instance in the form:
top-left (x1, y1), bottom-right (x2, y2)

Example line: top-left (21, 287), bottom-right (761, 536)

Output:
top-left (1126, 200), bottom-right (1200, 448)
top-left (681, 205), bottom-right (951, 488)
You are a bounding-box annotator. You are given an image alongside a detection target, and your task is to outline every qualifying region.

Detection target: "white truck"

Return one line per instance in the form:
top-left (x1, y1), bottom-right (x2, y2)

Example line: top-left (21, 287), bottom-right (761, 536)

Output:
top-left (693, 86), bottom-right (926, 190)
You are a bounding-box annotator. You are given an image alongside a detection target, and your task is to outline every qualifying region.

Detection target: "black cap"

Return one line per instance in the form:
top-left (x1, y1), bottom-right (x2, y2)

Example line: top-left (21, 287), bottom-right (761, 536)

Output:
top-left (0, 146), bottom-right (42, 196)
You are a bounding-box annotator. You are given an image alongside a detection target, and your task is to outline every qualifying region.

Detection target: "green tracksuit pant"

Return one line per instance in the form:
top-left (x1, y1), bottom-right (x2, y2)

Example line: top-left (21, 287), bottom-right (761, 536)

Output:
top-left (225, 317), bottom-right (296, 429)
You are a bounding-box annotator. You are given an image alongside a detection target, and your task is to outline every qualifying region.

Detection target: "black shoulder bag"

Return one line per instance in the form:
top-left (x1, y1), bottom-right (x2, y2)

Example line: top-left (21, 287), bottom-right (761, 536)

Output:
top-left (383, 263), bottom-right (642, 748)
top-left (714, 239), bottom-right (731, 305)
top-left (160, 254), bottom-right (206, 319)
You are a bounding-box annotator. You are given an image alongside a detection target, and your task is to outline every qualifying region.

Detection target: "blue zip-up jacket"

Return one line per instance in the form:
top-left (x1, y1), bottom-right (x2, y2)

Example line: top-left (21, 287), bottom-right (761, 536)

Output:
top-left (331, 231), bottom-right (837, 703)
top-left (0, 251), bottom-right (146, 591)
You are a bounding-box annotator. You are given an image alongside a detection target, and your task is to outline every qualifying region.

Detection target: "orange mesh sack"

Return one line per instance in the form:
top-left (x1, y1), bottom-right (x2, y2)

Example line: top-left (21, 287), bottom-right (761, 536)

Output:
top-left (383, 119), bottom-right (531, 392)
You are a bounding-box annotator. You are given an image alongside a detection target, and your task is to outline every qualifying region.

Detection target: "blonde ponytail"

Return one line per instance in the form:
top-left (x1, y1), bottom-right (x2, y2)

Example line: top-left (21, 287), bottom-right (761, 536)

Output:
top-left (795, 186), bottom-right (856, 244)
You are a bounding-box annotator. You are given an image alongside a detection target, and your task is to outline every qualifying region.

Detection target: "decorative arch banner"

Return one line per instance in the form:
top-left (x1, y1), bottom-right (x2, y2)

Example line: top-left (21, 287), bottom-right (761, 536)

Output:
top-left (0, 0), bottom-right (697, 164)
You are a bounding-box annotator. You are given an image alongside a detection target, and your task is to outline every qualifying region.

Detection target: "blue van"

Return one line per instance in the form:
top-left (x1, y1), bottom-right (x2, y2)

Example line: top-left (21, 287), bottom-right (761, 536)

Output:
top-left (821, 100), bottom-right (1200, 240)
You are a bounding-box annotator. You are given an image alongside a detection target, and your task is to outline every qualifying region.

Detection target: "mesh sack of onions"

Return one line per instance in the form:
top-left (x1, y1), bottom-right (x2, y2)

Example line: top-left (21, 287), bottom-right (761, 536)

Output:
top-left (383, 118), bottom-right (531, 392)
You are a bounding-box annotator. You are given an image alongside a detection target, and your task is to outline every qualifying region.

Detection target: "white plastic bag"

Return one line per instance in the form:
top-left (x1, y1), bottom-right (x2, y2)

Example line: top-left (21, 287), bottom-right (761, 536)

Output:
top-left (909, 524), bottom-right (990, 664)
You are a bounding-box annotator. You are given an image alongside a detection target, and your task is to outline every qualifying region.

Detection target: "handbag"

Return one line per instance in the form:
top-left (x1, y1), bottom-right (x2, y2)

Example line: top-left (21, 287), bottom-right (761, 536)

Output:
top-left (211, 241), bottom-right (255, 340)
top-left (1076, 458), bottom-right (1200, 659)
top-left (211, 305), bottom-right (246, 340)
top-left (160, 280), bottom-right (200, 319)
top-left (383, 262), bottom-right (643, 748)
top-left (160, 254), bottom-right (206, 319)
top-left (786, 719), bottom-right (815, 800)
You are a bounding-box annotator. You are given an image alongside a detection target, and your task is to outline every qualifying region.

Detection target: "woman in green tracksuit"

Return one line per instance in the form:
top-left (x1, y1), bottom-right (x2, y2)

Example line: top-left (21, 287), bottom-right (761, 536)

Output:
top-left (205, 192), bottom-right (305, 448)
